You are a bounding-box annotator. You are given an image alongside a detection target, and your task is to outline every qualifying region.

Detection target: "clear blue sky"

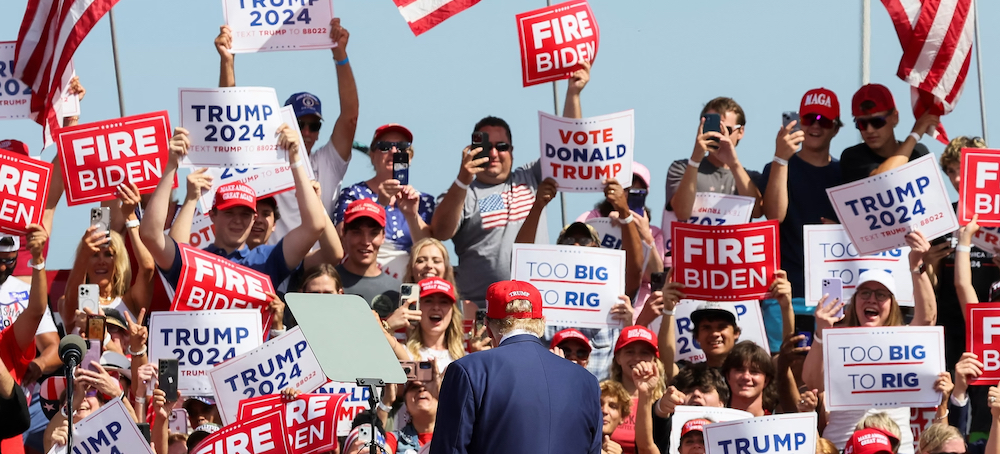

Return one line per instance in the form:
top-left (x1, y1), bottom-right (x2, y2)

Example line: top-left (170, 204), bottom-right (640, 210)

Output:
top-left (2, 0), bottom-right (997, 269)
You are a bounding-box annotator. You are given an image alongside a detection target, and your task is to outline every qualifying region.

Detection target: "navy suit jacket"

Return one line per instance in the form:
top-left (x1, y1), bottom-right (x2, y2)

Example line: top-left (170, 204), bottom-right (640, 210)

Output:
top-left (430, 334), bottom-right (602, 454)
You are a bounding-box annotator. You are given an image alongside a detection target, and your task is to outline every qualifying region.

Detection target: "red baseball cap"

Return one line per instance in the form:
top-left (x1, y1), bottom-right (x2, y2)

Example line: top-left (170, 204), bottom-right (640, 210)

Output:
top-left (213, 182), bottom-right (256, 212)
top-left (419, 277), bottom-right (456, 303)
top-left (373, 123), bottom-right (413, 143)
top-left (852, 84), bottom-right (896, 117)
top-left (550, 328), bottom-right (592, 352)
top-left (800, 88), bottom-right (841, 121)
top-left (680, 418), bottom-right (711, 438)
top-left (845, 428), bottom-right (897, 454)
top-left (486, 280), bottom-right (542, 319)
top-left (0, 139), bottom-right (28, 156)
top-left (614, 325), bottom-right (659, 358)
top-left (344, 199), bottom-right (386, 227)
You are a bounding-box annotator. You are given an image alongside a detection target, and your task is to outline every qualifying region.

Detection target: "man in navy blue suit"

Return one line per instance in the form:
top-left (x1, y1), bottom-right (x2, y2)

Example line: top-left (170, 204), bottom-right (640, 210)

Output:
top-left (430, 280), bottom-right (602, 454)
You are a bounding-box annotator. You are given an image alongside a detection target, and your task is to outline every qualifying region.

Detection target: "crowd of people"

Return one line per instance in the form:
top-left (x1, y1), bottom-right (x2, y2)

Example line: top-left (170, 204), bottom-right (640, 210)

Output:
top-left (0, 14), bottom-right (997, 454)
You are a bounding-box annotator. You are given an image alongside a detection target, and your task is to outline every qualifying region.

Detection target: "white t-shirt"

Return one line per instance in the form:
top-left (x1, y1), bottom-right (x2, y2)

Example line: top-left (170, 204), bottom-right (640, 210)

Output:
top-left (0, 277), bottom-right (56, 336)
top-left (269, 140), bottom-right (350, 245)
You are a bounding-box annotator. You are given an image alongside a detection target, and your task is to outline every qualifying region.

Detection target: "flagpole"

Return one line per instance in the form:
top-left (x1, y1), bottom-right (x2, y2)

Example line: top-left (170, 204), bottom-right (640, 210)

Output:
top-left (547, 0), bottom-right (567, 227)
top-left (973, 0), bottom-right (989, 144)
top-left (108, 8), bottom-right (126, 117)
top-left (862, 0), bottom-right (871, 85)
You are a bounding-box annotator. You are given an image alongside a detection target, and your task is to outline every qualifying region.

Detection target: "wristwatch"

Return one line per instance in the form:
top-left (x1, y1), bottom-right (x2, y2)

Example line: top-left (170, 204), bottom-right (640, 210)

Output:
top-left (912, 263), bottom-right (927, 275)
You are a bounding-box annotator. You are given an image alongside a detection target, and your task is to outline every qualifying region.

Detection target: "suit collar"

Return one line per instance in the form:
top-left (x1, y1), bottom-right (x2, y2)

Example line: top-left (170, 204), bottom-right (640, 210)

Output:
top-left (499, 333), bottom-right (544, 347)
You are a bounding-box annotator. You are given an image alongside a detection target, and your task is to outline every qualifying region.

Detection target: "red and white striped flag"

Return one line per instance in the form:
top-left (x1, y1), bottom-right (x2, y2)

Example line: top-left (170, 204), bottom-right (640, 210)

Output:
top-left (393, 0), bottom-right (483, 36)
top-left (14, 0), bottom-right (120, 147)
top-left (882, 0), bottom-right (975, 144)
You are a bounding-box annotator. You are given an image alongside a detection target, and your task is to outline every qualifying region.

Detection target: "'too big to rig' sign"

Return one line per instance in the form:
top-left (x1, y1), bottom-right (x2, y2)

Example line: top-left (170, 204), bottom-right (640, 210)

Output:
top-left (671, 220), bottom-right (780, 301)
top-left (539, 109), bottom-right (633, 192)
top-left (516, 1), bottom-right (599, 87)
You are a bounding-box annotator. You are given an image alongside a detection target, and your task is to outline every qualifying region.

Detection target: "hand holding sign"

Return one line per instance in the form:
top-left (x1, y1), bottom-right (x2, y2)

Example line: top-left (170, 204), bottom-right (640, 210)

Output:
top-left (516, 1), bottom-right (599, 87)
top-left (813, 294), bottom-right (845, 335)
top-left (539, 111), bottom-right (634, 192)
top-left (216, 25), bottom-right (234, 60)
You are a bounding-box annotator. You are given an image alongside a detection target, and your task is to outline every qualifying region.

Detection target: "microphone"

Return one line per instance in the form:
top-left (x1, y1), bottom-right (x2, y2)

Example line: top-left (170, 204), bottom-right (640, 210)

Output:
top-left (59, 334), bottom-right (88, 367)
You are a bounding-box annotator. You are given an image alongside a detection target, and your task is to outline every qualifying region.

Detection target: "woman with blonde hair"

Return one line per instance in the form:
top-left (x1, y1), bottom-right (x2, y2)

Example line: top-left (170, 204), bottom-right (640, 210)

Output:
top-left (608, 325), bottom-right (666, 454)
top-left (917, 424), bottom-right (964, 454)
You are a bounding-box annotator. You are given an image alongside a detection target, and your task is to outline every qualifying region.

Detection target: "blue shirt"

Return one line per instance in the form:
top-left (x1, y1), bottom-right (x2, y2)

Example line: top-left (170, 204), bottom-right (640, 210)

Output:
top-left (161, 240), bottom-right (292, 290)
top-left (333, 181), bottom-right (435, 252)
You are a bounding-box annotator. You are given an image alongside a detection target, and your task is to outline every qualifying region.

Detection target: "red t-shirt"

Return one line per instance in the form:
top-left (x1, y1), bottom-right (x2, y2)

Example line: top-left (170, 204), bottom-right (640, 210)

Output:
top-left (610, 397), bottom-right (639, 454)
top-left (0, 326), bottom-right (37, 454)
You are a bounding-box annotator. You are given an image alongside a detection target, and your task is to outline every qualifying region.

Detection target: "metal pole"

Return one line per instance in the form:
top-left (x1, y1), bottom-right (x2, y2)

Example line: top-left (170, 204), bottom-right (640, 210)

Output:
top-left (108, 8), bottom-right (126, 117)
top-left (547, 0), bottom-right (567, 227)
top-left (973, 0), bottom-right (989, 144)
top-left (862, 0), bottom-right (871, 85)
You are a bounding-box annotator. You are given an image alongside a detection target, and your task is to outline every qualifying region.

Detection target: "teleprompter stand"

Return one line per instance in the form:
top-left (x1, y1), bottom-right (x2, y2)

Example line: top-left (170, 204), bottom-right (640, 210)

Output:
top-left (284, 293), bottom-right (407, 454)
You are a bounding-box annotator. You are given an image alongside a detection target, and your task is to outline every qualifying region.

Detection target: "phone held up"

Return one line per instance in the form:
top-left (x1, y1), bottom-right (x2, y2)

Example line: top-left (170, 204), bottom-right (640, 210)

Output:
top-left (701, 113), bottom-right (721, 147)
top-left (158, 358), bottom-right (179, 402)
top-left (822, 277), bottom-right (844, 319)
top-left (90, 207), bottom-right (111, 245)
top-left (471, 131), bottom-right (491, 168)
top-left (393, 151), bottom-right (410, 186)
top-left (78, 284), bottom-right (101, 314)
top-left (782, 111), bottom-right (801, 133)
top-left (627, 189), bottom-right (648, 217)
top-left (399, 360), bottom-right (434, 382)
top-left (650, 272), bottom-right (667, 293)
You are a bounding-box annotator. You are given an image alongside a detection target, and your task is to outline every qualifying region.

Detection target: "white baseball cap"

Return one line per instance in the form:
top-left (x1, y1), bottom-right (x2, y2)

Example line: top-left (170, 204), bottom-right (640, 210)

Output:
top-left (856, 269), bottom-right (897, 295)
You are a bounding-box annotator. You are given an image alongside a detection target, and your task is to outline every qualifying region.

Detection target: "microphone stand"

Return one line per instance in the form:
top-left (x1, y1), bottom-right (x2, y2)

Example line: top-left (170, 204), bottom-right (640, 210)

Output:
top-left (357, 378), bottom-right (386, 454)
top-left (65, 358), bottom-right (77, 450)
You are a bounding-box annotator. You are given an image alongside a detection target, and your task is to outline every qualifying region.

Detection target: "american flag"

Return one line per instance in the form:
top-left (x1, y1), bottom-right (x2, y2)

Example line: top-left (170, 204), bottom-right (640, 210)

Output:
top-left (393, 0), bottom-right (483, 36)
top-left (14, 0), bottom-right (119, 146)
top-left (479, 184), bottom-right (535, 230)
top-left (882, 0), bottom-right (975, 144)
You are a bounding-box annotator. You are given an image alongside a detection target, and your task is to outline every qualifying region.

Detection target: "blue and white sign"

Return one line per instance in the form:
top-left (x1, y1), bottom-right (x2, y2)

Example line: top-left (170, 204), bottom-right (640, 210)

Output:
top-left (314, 381), bottom-right (372, 436)
top-left (539, 110), bottom-right (634, 192)
top-left (222, 0), bottom-right (335, 54)
top-left (803, 225), bottom-right (914, 307)
top-left (703, 413), bottom-right (817, 454)
top-left (51, 398), bottom-right (154, 454)
top-left (827, 154), bottom-right (958, 255)
top-left (663, 299), bottom-right (769, 363)
top-left (659, 192), bottom-right (755, 257)
top-left (178, 87), bottom-right (286, 168)
top-left (669, 405), bottom-right (752, 454)
top-left (823, 326), bottom-right (945, 411)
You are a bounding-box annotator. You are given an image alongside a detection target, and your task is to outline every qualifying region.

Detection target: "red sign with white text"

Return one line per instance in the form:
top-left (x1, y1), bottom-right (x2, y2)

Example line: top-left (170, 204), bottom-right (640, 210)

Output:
top-left (172, 244), bottom-right (275, 331)
top-left (239, 393), bottom-right (349, 454)
top-left (191, 407), bottom-right (288, 454)
top-left (671, 220), bottom-right (780, 301)
top-left (516, 1), bottom-right (599, 87)
top-left (959, 148), bottom-right (1000, 226)
top-left (56, 111), bottom-right (171, 206)
top-left (966, 303), bottom-right (1000, 384)
top-left (0, 151), bottom-right (51, 235)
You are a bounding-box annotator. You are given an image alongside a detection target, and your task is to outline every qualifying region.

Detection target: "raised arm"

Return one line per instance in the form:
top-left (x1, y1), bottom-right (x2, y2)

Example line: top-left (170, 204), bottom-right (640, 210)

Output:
top-left (871, 113), bottom-right (939, 176)
top-left (655, 283), bottom-right (684, 383)
top-left (168, 169), bottom-right (213, 245)
top-left (672, 119), bottom-right (722, 221)
top-left (715, 125), bottom-right (763, 218)
top-left (633, 361), bottom-right (662, 454)
top-left (801, 294), bottom-right (844, 392)
top-left (955, 218), bottom-right (982, 311)
top-left (771, 270), bottom-right (795, 340)
top-left (764, 123), bottom-right (803, 222)
top-left (216, 25), bottom-right (235, 87)
top-left (63, 226), bottom-right (102, 331)
top-left (398, 185), bottom-right (432, 244)
top-left (907, 231), bottom-right (936, 326)
top-left (562, 60), bottom-right (589, 119)
top-left (605, 179), bottom-right (644, 296)
top-left (118, 183), bottom-right (155, 316)
top-left (139, 128), bottom-right (187, 271)
top-left (988, 386), bottom-right (1000, 454)
top-left (515, 178), bottom-right (557, 244)
top-left (328, 18), bottom-right (359, 161)
top-left (302, 181), bottom-right (344, 270)
top-left (431, 147), bottom-right (487, 240)
top-left (14, 224), bottom-right (48, 352)
top-left (279, 125), bottom-right (326, 269)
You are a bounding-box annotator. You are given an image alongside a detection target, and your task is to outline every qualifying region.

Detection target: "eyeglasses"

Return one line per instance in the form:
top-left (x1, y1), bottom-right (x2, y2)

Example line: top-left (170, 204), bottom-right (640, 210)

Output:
top-left (298, 120), bottom-right (322, 132)
top-left (855, 116), bottom-right (890, 131)
top-left (494, 142), bottom-right (511, 152)
top-left (558, 236), bottom-right (595, 247)
top-left (374, 141), bottom-right (411, 153)
top-left (560, 346), bottom-right (590, 360)
top-left (856, 289), bottom-right (892, 301)
top-left (801, 113), bottom-right (836, 129)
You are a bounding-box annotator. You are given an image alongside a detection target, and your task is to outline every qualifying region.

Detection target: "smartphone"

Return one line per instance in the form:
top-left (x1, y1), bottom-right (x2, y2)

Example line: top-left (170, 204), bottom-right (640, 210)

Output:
top-left (78, 284), bottom-right (100, 314)
top-left (90, 207), bottom-right (111, 241)
top-left (475, 308), bottom-right (487, 335)
top-left (822, 278), bottom-right (844, 319)
top-left (399, 360), bottom-right (434, 382)
top-left (400, 284), bottom-right (420, 312)
top-left (358, 424), bottom-right (373, 444)
top-left (158, 358), bottom-right (179, 402)
top-left (782, 111), bottom-right (801, 133)
top-left (169, 408), bottom-right (190, 434)
top-left (794, 315), bottom-right (814, 350)
top-left (471, 131), bottom-right (491, 167)
top-left (627, 189), bottom-right (648, 217)
top-left (650, 272), bottom-right (667, 292)
top-left (86, 315), bottom-right (106, 341)
top-left (137, 423), bottom-right (151, 443)
top-left (393, 152), bottom-right (409, 185)
top-left (82, 339), bottom-right (100, 371)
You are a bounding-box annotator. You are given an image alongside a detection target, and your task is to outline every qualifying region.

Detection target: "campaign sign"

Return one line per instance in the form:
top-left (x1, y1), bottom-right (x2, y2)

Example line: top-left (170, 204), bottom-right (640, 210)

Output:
top-left (56, 398), bottom-right (154, 454)
top-left (823, 326), bottom-right (945, 411)
top-left (189, 210), bottom-right (216, 248)
top-left (539, 110), bottom-right (633, 192)
top-left (803, 225), bottom-right (914, 307)
top-left (238, 393), bottom-right (349, 454)
top-left (959, 148), bottom-right (1000, 225)
top-left (314, 381), bottom-right (371, 436)
top-left (703, 413), bottom-right (817, 454)
top-left (585, 217), bottom-right (622, 249)
top-left (0, 150), bottom-right (51, 235)
top-left (669, 405), bottom-right (752, 454)
top-left (511, 244), bottom-right (625, 329)
top-left (827, 154), bottom-right (958, 255)
top-left (172, 244), bottom-right (276, 331)
top-left (211, 327), bottom-right (327, 425)
top-left (0, 42), bottom-right (31, 120)
top-left (659, 193), bottom-right (755, 258)
top-left (670, 299), bottom-right (770, 363)
top-left (965, 303), bottom-right (1000, 384)
top-left (191, 407), bottom-right (289, 454)
top-left (671, 220), bottom-right (780, 301)
top-left (911, 407), bottom-right (939, 452)
top-left (198, 106), bottom-right (315, 212)
top-left (149, 310), bottom-right (263, 395)
top-left (178, 87), bottom-right (286, 168)
top-left (223, 0), bottom-right (335, 54)
top-left (971, 226), bottom-right (1000, 253)
top-left (516, 1), bottom-right (599, 87)
top-left (55, 111), bottom-right (171, 205)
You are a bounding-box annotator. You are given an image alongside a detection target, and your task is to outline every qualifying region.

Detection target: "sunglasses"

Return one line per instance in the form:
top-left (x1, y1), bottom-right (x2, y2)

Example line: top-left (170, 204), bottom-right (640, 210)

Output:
top-left (298, 120), bottom-right (322, 132)
top-left (725, 125), bottom-right (742, 135)
top-left (801, 113), bottom-right (836, 129)
top-left (855, 116), bottom-right (889, 131)
top-left (374, 141), bottom-right (411, 153)
top-left (494, 142), bottom-right (512, 152)
top-left (0, 256), bottom-right (15, 267)
top-left (560, 346), bottom-right (590, 360)
top-left (558, 236), bottom-right (595, 247)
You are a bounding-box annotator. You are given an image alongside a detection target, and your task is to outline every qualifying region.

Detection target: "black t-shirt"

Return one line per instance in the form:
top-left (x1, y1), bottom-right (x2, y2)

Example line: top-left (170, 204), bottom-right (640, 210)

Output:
top-left (759, 154), bottom-right (842, 297)
top-left (840, 141), bottom-right (930, 183)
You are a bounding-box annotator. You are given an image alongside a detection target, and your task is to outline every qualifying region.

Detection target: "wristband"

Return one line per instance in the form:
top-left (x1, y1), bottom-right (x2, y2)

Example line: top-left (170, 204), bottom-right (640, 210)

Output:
top-left (956, 244), bottom-right (972, 252)
top-left (909, 132), bottom-right (922, 142)
top-left (813, 336), bottom-right (822, 344)
top-left (128, 345), bottom-right (147, 356)
top-left (620, 214), bottom-right (635, 225)
top-left (125, 219), bottom-right (140, 229)
top-left (269, 328), bottom-right (286, 338)
top-left (662, 309), bottom-right (674, 316)
top-left (772, 156), bottom-right (789, 166)
top-left (27, 259), bottom-right (44, 271)
top-left (453, 178), bottom-right (470, 190)
top-left (377, 401), bottom-right (392, 413)
top-left (335, 56), bottom-right (350, 66)
top-left (290, 160), bottom-right (304, 169)
top-left (687, 158), bottom-right (701, 168)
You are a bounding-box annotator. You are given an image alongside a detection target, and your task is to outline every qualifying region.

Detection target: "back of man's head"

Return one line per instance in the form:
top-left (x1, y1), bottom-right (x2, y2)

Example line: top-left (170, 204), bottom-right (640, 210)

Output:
top-left (485, 280), bottom-right (545, 338)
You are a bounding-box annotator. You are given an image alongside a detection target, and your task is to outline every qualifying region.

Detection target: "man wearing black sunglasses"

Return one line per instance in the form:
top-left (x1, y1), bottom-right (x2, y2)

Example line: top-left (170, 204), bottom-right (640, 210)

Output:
top-left (840, 83), bottom-right (939, 183)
